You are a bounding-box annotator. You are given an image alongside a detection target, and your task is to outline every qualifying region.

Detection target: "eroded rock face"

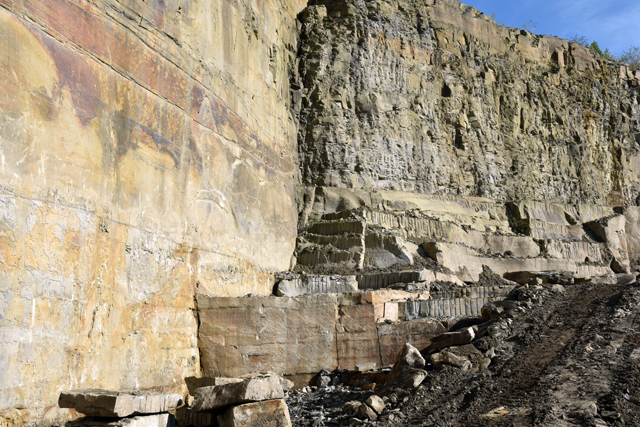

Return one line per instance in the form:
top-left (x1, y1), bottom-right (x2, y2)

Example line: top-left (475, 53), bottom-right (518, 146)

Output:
top-left (0, 0), bottom-right (304, 423)
top-left (294, 0), bottom-right (640, 205)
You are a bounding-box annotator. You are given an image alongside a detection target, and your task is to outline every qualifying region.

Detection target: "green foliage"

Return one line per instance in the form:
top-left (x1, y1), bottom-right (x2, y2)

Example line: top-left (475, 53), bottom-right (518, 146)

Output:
top-left (603, 48), bottom-right (615, 60)
top-left (590, 41), bottom-right (603, 56)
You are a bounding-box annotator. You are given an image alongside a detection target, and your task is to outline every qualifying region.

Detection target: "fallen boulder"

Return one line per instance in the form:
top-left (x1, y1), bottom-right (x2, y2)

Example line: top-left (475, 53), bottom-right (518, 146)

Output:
top-left (430, 351), bottom-right (472, 372)
top-left (425, 327), bottom-right (475, 353)
top-left (386, 343), bottom-right (425, 385)
top-left (217, 399), bottom-right (292, 427)
top-left (58, 390), bottom-right (182, 418)
top-left (366, 395), bottom-right (385, 414)
top-left (192, 374), bottom-right (285, 412)
top-left (357, 403), bottom-right (378, 421)
top-left (503, 270), bottom-right (574, 286)
top-left (585, 215), bottom-right (630, 273)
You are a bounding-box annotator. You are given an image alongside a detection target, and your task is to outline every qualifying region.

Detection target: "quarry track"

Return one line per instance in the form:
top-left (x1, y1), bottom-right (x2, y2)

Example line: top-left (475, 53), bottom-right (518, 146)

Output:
top-left (392, 280), bottom-right (640, 427)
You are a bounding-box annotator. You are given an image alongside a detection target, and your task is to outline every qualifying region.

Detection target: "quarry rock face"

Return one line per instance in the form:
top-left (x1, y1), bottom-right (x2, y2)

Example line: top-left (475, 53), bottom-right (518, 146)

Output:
top-left (294, 0), bottom-right (640, 206)
top-left (1, 0), bottom-right (640, 424)
top-left (0, 0), bottom-right (304, 424)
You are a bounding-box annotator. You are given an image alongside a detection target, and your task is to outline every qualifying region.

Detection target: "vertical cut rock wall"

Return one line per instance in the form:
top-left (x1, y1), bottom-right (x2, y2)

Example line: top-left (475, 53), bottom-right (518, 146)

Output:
top-left (0, 0), bottom-right (304, 424)
top-left (293, 0), bottom-right (640, 205)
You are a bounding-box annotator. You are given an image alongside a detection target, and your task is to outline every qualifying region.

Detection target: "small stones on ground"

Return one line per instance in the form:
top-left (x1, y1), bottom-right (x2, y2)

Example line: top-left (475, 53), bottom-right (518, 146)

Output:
top-left (343, 401), bottom-right (362, 414)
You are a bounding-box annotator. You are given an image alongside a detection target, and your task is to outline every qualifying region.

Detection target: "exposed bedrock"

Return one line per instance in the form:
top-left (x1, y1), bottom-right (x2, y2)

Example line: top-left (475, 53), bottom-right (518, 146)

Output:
top-left (0, 0), bottom-right (304, 424)
top-left (293, 0), bottom-right (640, 205)
top-left (2, 0), bottom-right (640, 424)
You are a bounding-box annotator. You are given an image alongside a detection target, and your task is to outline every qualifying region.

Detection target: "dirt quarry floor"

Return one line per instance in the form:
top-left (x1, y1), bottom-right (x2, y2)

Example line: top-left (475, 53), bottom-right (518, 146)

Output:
top-left (288, 279), bottom-right (640, 426)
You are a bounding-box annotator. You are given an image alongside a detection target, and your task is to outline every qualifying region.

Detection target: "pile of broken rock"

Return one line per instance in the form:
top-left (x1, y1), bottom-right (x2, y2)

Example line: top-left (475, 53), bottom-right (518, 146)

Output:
top-left (59, 372), bottom-right (294, 427)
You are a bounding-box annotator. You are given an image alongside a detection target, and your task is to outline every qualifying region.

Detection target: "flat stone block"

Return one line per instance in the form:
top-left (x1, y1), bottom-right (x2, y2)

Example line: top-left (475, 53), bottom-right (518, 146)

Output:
top-left (59, 390), bottom-right (182, 418)
top-left (192, 374), bottom-right (285, 412)
top-left (217, 399), bottom-right (291, 427)
top-left (68, 414), bottom-right (175, 427)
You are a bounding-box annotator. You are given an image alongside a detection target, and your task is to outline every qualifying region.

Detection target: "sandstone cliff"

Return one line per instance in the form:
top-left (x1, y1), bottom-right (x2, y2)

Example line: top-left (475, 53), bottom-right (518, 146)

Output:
top-left (294, 0), bottom-right (640, 205)
top-left (1, 0), bottom-right (640, 425)
top-left (0, 0), bottom-right (303, 424)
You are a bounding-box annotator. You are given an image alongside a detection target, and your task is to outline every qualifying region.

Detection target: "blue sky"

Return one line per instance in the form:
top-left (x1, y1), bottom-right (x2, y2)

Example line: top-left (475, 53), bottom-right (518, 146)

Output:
top-left (462, 0), bottom-right (640, 55)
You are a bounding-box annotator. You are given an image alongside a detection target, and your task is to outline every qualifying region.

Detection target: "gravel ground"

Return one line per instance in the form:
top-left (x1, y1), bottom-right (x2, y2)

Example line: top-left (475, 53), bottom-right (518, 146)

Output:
top-left (287, 277), bottom-right (640, 426)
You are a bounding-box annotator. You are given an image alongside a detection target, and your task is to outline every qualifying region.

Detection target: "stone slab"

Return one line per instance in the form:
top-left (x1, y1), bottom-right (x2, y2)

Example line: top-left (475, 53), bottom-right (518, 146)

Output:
top-left (198, 294), bottom-right (339, 379)
top-left (68, 414), bottom-right (175, 427)
top-left (217, 399), bottom-right (292, 427)
top-left (423, 241), bottom-right (584, 282)
top-left (58, 390), bottom-right (182, 418)
top-left (192, 375), bottom-right (284, 412)
top-left (275, 274), bottom-right (357, 297)
top-left (185, 377), bottom-right (244, 396)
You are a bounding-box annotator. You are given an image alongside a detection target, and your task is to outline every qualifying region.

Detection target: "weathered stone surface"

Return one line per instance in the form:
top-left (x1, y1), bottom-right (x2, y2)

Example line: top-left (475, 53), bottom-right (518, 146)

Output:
top-left (192, 375), bottom-right (285, 412)
top-left (58, 390), bottom-right (182, 418)
top-left (586, 215), bottom-right (631, 273)
top-left (275, 274), bottom-right (357, 297)
top-left (198, 294), bottom-right (339, 379)
top-left (217, 399), bottom-right (292, 427)
top-left (423, 242), bottom-right (596, 282)
top-left (366, 396), bottom-right (385, 415)
top-left (68, 414), bottom-right (175, 427)
top-left (0, 0), bottom-right (305, 420)
top-left (336, 295), bottom-right (382, 370)
top-left (295, 0), bottom-right (640, 204)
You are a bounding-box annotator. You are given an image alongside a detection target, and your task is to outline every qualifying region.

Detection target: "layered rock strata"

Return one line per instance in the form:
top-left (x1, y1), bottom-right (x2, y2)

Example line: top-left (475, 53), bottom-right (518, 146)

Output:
top-left (294, 0), bottom-right (640, 205)
top-left (3, 0), bottom-right (640, 423)
top-left (0, 0), bottom-right (304, 423)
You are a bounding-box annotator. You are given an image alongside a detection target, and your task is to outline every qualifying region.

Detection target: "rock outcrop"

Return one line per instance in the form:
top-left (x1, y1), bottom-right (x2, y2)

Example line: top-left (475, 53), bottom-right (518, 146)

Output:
top-left (0, 0), bottom-right (304, 424)
top-left (294, 0), bottom-right (640, 205)
top-left (2, 0), bottom-right (640, 424)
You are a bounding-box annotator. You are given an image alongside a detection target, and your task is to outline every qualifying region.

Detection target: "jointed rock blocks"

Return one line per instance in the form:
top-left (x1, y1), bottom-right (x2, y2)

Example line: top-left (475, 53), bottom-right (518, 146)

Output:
top-left (58, 391), bottom-right (180, 427)
top-left (192, 375), bottom-right (285, 412)
top-left (198, 291), bottom-right (446, 380)
top-left (4, 0), bottom-right (640, 421)
top-left (58, 391), bottom-right (183, 418)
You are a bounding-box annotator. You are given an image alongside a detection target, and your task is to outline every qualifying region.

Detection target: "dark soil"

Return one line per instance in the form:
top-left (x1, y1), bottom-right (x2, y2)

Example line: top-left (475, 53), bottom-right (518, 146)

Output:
top-left (288, 278), bottom-right (640, 426)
